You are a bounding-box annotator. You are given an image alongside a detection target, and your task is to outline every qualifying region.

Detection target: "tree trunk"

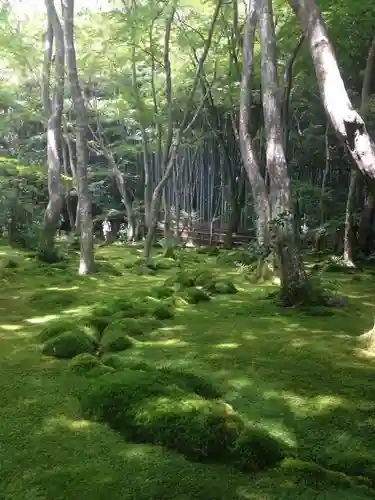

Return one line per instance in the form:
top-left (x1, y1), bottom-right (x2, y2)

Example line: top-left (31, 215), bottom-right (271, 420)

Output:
top-left (343, 168), bottom-right (357, 265)
top-left (358, 193), bottom-right (375, 255)
top-left (40, 0), bottom-right (65, 256)
top-left (289, 0), bottom-right (375, 190)
top-left (62, 0), bottom-right (94, 275)
top-left (142, 0), bottom-right (222, 261)
top-left (239, 0), bottom-right (271, 280)
top-left (259, 0), bottom-right (308, 305)
top-left (61, 137), bottom-right (75, 231)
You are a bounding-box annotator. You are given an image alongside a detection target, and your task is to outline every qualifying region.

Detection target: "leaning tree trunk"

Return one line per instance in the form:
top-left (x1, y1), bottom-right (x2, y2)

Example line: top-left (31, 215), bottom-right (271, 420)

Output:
top-left (239, 0), bottom-right (272, 281)
top-left (62, 0), bottom-right (94, 275)
top-left (40, 0), bottom-right (65, 256)
top-left (258, 0), bottom-right (308, 305)
top-left (343, 35), bottom-right (375, 263)
top-left (289, 0), bottom-right (375, 190)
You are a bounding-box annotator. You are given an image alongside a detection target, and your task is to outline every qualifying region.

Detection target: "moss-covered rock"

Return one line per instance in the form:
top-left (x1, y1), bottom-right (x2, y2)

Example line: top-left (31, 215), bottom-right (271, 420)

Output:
top-left (181, 287), bottom-right (211, 304)
top-left (78, 370), bottom-right (285, 470)
top-left (100, 328), bottom-right (135, 354)
top-left (68, 353), bottom-right (102, 375)
top-left (42, 331), bottom-right (96, 359)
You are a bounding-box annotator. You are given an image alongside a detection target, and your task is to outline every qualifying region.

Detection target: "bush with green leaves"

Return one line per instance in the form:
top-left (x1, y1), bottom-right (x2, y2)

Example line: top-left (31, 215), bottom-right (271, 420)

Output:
top-left (78, 370), bottom-right (285, 470)
top-left (42, 331), bottom-right (96, 359)
top-left (181, 287), bottom-right (211, 304)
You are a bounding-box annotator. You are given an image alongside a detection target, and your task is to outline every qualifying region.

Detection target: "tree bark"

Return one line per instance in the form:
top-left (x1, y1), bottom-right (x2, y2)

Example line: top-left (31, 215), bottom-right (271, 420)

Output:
top-left (258, 0), bottom-right (308, 305)
top-left (41, 0), bottom-right (65, 255)
top-left (239, 0), bottom-right (271, 280)
top-left (62, 0), bottom-right (94, 274)
top-left (289, 0), bottom-right (375, 191)
top-left (357, 36), bottom-right (375, 255)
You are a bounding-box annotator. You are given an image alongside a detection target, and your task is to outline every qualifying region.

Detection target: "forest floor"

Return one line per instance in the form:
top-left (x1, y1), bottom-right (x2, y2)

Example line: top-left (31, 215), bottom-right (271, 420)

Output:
top-left (1, 241), bottom-right (375, 499)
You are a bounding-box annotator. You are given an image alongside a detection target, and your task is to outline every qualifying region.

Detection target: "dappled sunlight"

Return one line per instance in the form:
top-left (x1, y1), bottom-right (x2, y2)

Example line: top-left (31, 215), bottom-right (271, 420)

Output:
top-left (280, 392), bottom-right (344, 419)
top-left (215, 342), bottom-right (241, 349)
top-left (46, 286), bottom-right (79, 292)
top-left (1, 242), bottom-right (375, 498)
top-left (0, 323), bottom-right (22, 331)
top-left (25, 314), bottom-right (59, 324)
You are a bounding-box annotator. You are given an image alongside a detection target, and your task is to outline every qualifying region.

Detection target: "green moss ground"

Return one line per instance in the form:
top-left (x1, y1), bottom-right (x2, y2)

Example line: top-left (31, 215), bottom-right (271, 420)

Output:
top-left (0, 242), bottom-right (375, 499)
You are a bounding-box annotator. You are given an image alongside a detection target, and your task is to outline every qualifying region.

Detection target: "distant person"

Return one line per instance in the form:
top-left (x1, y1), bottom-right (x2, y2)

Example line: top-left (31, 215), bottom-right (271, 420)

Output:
top-left (102, 218), bottom-right (112, 243)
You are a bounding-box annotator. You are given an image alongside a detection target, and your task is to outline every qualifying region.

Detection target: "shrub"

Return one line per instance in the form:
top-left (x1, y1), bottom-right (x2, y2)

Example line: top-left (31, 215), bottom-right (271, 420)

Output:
top-left (181, 287), bottom-right (211, 304)
top-left (78, 370), bottom-right (285, 470)
top-left (210, 281), bottom-right (238, 295)
top-left (68, 353), bottom-right (102, 375)
top-left (100, 329), bottom-right (135, 354)
top-left (150, 285), bottom-right (175, 299)
top-left (168, 267), bottom-right (216, 290)
top-left (42, 331), bottom-right (96, 359)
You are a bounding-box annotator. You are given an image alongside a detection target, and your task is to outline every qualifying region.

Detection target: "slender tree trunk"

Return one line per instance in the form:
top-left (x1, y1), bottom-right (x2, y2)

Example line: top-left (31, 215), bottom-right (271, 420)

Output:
top-left (62, 0), bottom-right (94, 274)
top-left (61, 137), bottom-right (75, 231)
top-left (239, 0), bottom-right (271, 280)
top-left (142, 0), bottom-right (222, 261)
top-left (41, 0), bottom-right (65, 256)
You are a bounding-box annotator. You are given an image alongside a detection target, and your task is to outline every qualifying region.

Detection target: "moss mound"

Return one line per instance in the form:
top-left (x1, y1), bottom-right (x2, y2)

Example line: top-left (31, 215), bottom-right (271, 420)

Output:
top-left (100, 328), bottom-right (135, 354)
top-left (149, 300), bottom-right (175, 320)
top-left (101, 356), bottom-right (222, 400)
top-left (83, 364), bottom-right (116, 378)
top-left (42, 331), bottom-right (96, 359)
top-left (39, 318), bottom-right (100, 344)
top-left (68, 353), bottom-right (102, 375)
top-left (78, 370), bottom-right (285, 470)
top-left (103, 317), bottom-right (161, 338)
top-left (149, 285), bottom-right (175, 299)
top-left (210, 281), bottom-right (238, 295)
top-left (181, 287), bottom-right (211, 304)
